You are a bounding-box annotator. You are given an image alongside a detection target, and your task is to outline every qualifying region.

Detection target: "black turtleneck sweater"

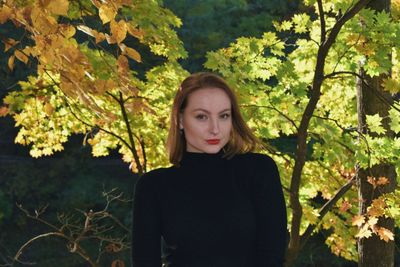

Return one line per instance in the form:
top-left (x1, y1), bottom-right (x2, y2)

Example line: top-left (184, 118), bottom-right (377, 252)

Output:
top-left (132, 151), bottom-right (287, 267)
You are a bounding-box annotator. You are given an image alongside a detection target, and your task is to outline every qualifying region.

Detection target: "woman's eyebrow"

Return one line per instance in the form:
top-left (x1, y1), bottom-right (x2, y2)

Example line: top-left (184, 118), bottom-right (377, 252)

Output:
top-left (191, 108), bottom-right (231, 114)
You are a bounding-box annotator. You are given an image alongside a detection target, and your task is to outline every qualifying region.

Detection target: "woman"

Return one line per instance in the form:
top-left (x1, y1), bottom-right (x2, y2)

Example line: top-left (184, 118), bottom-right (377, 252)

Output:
top-left (132, 72), bottom-right (287, 267)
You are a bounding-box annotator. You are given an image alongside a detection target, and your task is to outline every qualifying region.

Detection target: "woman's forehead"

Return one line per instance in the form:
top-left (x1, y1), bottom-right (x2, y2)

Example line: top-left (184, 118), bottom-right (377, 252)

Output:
top-left (185, 87), bottom-right (231, 111)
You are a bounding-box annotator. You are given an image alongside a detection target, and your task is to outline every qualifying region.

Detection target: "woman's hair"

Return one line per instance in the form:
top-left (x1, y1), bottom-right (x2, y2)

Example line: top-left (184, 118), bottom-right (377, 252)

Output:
top-left (166, 72), bottom-right (261, 165)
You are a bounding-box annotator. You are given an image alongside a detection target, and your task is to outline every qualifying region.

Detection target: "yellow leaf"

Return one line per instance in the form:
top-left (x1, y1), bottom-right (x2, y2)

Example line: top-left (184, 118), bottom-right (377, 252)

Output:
top-left (127, 24), bottom-right (144, 39)
top-left (117, 55), bottom-right (129, 74)
top-left (94, 31), bottom-right (106, 44)
top-left (105, 33), bottom-right (117, 44)
top-left (119, 44), bottom-right (141, 62)
top-left (8, 55), bottom-right (15, 71)
top-left (0, 5), bottom-right (12, 24)
top-left (44, 103), bottom-right (54, 116)
top-left (367, 176), bottom-right (376, 188)
top-left (367, 216), bottom-right (378, 227)
top-left (377, 227), bottom-right (394, 242)
top-left (356, 224), bottom-right (372, 239)
top-left (30, 148), bottom-right (42, 158)
top-left (99, 4), bottom-right (116, 24)
top-left (351, 215), bottom-right (365, 227)
top-left (110, 19), bottom-right (127, 44)
top-left (22, 46), bottom-right (33, 57)
top-left (31, 6), bottom-right (58, 35)
top-left (59, 24), bottom-right (76, 38)
top-left (116, 0), bottom-right (131, 6)
top-left (77, 25), bottom-right (95, 37)
top-left (14, 50), bottom-right (28, 64)
top-left (4, 38), bottom-right (19, 52)
top-left (45, 0), bottom-right (69, 16)
top-left (382, 78), bottom-right (400, 94)
top-left (94, 79), bottom-right (116, 94)
top-left (367, 199), bottom-right (386, 219)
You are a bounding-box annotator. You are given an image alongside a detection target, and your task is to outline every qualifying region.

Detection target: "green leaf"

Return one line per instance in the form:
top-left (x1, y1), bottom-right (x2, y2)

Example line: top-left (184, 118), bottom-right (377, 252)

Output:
top-left (389, 108), bottom-right (400, 134)
top-left (366, 114), bottom-right (386, 135)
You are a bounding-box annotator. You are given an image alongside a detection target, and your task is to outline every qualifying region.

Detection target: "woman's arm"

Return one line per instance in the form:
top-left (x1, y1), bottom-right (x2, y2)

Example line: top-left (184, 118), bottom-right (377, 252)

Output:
top-left (132, 173), bottom-right (162, 267)
top-left (253, 155), bottom-right (287, 267)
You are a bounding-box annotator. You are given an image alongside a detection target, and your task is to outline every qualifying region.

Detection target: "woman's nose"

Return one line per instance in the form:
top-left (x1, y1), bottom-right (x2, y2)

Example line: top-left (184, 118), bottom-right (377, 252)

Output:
top-left (209, 118), bottom-right (220, 135)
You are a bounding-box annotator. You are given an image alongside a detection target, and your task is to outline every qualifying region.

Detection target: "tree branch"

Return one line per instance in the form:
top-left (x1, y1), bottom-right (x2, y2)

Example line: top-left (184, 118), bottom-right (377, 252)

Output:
top-left (317, 0), bottom-right (326, 44)
top-left (299, 173), bottom-right (357, 249)
top-left (324, 71), bottom-right (400, 112)
top-left (116, 91), bottom-right (144, 175)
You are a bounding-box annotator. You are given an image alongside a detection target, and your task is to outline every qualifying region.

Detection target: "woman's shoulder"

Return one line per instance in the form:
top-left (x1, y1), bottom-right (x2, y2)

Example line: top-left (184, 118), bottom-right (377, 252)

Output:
top-left (232, 152), bottom-right (277, 167)
top-left (134, 166), bottom-right (175, 189)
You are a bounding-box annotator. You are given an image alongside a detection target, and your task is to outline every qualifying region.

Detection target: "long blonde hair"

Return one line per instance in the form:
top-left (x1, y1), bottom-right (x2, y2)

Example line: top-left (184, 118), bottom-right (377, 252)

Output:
top-left (166, 72), bottom-right (261, 165)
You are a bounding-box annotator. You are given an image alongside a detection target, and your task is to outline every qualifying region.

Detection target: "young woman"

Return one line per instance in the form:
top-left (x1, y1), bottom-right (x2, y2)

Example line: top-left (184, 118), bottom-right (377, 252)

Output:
top-left (132, 72), bottom-right (287, 267)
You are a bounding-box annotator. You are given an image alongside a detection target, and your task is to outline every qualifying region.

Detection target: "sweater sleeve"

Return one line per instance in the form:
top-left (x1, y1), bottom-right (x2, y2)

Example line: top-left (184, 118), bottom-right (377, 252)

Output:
top-left (252, 155), bottom-right (287, 267)
top-left (132, 172), bottom-right (162, 267)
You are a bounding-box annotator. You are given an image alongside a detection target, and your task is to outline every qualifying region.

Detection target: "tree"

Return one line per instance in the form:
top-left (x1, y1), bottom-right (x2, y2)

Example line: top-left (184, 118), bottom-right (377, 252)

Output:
top-left (356, 0), bottom-right (397, 266)
top-left (0, 0), bottom-right (189, 175)
top-left (1, 0), bottom-right (400, 266)
top-left (205, 0), bottom-right (400, 265)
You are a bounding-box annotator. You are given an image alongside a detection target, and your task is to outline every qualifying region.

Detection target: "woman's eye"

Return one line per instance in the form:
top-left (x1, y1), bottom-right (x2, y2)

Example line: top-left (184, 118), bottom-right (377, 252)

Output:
top-left (195, 114), bottom-right (207, 120)
top-left (220, 113), bottom-right (231, 119)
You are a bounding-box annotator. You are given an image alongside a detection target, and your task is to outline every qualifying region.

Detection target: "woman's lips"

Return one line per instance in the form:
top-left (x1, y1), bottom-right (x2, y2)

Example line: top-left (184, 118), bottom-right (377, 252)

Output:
top-left (206, 139), bottom-right (220, 145)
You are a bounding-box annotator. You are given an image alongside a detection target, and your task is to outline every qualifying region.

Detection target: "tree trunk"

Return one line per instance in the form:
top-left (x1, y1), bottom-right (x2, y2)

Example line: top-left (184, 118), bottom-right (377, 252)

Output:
top-left (356, 1), bottom-right (397, 262)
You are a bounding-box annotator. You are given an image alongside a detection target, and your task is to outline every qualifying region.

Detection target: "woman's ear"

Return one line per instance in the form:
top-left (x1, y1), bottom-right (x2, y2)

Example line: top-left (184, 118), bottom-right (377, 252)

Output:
top-left (179, 114), bottom-right (183, 130)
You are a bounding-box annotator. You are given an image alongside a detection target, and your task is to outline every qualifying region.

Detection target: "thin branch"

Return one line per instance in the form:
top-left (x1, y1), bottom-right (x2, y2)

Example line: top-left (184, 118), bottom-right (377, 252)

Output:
top-left (17, 204), bottom-right (59, 232)
top-left (14, 232), bottom-right (68, 263)
top-left (242, 104), bottom-right (299, 132)
top-left (324, 71), bottom-right (400, 112)
top-left (299, 173), bottom-right (357, 249)
top-left (117, 91), bottom-right (144, 175)
top-left (317, 0), bottom-right (326, 44)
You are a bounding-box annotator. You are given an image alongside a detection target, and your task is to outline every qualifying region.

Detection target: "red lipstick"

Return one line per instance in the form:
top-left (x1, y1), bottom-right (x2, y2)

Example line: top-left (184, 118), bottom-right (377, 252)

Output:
top-left (206, 139), bottom-right (220, 145)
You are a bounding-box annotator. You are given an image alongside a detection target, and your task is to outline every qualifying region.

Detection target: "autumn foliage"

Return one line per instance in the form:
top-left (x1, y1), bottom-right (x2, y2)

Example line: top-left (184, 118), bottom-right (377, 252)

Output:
top-left (1, 0), bottom-right (400, 266)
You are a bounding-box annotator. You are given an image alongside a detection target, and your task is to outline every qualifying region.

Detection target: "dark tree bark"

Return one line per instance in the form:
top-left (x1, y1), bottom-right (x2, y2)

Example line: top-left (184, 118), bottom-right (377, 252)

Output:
top-left (356, 2), bottom-right (397, 266)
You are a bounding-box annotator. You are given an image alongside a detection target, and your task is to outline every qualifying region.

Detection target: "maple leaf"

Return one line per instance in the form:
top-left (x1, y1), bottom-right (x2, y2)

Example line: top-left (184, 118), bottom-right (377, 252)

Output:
top-left (367, 216), bottom-right (378, 227)
top-left (351, 215), bottom-right (365, 227)
top-left (376, 176), bottom-right (389, 186)
top-left (367, 200), bottom-right (385, 217)
top-left (367, 176), bottom-right (376, 188)
top-left (366, 114), bottom-right (386, 135)
top-left (382, 78), bottom-right (400, 94)
top-left (377, 227), bottom-right (394, 242)
top-left (339, 201), bottom-right (352, 212)
top-left (389, 108), bottom-right (400, 134)
top-left (356, 224), bottom-right (372, 239)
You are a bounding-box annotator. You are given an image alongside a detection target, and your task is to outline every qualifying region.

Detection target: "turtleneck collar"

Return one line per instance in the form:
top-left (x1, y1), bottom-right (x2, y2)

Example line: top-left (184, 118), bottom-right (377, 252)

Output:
top-left (180, 150), bottom-right (226, 167)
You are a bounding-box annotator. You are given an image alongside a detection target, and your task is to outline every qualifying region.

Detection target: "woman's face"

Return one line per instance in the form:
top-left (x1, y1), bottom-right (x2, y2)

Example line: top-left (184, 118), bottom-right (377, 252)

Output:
top-left (180, 87), bottom-right (232, 153)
